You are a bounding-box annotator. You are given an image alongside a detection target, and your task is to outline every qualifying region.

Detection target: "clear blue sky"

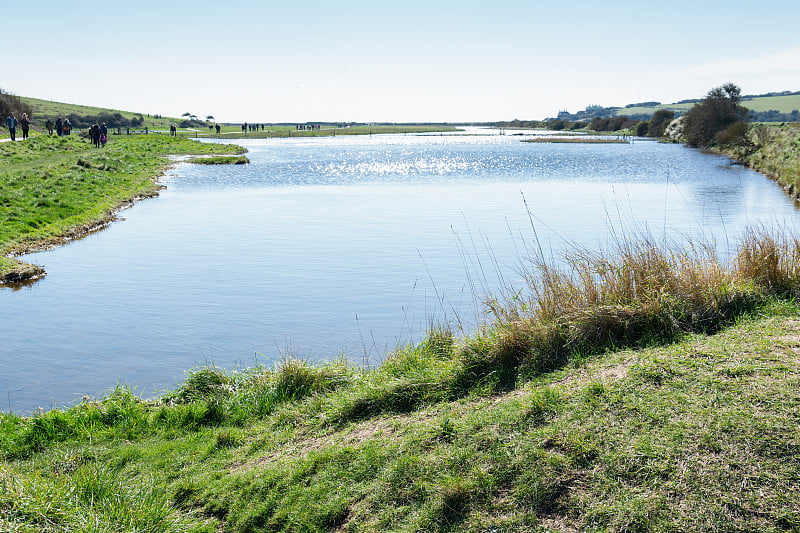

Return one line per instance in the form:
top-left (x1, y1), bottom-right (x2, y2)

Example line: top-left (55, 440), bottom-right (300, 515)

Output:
top-left (3, 0), bottom-right (799, 122)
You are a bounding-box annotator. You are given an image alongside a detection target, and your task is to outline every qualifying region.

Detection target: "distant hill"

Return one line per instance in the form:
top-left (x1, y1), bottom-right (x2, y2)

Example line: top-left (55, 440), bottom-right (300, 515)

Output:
top-left (556, 91), bottom-right (800, 123)
top-left (18, 96), bottom-right (201, 130)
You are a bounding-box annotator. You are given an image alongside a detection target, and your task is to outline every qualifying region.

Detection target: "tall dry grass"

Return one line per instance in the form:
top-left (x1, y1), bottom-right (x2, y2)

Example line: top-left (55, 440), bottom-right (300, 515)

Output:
top-left (482, 226), bottom-right (800, 376)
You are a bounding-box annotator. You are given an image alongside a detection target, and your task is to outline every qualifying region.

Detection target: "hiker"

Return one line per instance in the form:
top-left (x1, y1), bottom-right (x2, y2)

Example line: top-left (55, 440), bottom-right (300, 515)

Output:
top-left (55, 117), bottom-right (63, 136)
top-left (215, 123), bottom-right (221, 134)
top-left (90, 123), bottom-right (101, 147)
top-left (63, 119), bottom-right (71, 136)
top-left (20, 113), bottom-right (30, 140)
top-left (5, 112), bottom-right (17, 141)
top-left (100, 123), bottom-right (108, 147)
top-left (45, 119), bottom-right (54, 135)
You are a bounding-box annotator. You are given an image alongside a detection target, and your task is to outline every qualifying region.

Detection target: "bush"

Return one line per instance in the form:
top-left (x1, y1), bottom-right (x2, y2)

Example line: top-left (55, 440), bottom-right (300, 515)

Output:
top-left (647, 109), bottom-right (675, 137)
top-left (683, 83), bottom-right (750, 147)
top-left (589, 116), bottom-right (639, 132)
top-left (0, 88), bottom-right (34, 127)
top-left (714, 120), bottom-right (751, 151)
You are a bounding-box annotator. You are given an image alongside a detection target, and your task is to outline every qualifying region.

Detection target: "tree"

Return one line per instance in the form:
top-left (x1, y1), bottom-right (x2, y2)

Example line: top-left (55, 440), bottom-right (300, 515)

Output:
top-left (682, 83), bottom-right (749, 147)
top-left (647, 109), bottom-right (674, 137)
top-left (206, 115), bottom-right (215, 122)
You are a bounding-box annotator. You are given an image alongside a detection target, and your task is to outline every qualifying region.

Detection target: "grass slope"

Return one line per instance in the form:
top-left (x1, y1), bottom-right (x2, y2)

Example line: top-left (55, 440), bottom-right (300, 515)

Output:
top-left (621, 94), bottom-right (800, 118)
top-left (1, 307), bottom-right (799, 532)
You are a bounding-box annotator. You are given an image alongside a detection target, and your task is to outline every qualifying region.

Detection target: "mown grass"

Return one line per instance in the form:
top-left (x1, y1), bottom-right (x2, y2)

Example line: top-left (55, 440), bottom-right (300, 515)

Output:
top-left (3, 227), bottom-right (800, 531)
top-left (0, 134), bottom-right (245, 283)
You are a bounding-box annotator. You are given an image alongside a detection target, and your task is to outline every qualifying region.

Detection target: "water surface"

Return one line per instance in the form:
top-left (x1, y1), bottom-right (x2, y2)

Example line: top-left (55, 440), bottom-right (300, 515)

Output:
top-left (2, 130), bottom-right (796, 412)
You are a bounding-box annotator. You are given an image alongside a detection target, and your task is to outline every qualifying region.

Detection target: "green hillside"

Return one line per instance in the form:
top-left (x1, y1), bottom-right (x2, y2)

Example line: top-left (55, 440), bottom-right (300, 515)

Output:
top-left (19, 96), bottom-right (185, 131)
top-left (619, 93), bottom-right (800, 119)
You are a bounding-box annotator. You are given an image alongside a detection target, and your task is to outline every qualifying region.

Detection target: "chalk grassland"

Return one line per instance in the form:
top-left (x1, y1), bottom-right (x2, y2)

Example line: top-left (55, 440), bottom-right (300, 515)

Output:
top-left (621, 94), bottom-right (800, 117)
top-left (18, 96), bottom-right (179, 131)
top-left (0, 134), bottom-right (245, 283)
top-left (3, 222), bottom-right (800, 531)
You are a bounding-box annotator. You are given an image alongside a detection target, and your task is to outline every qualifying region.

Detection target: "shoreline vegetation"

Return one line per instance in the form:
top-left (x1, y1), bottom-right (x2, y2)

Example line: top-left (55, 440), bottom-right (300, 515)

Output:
top-left (3, 89), bottom-right (800, 529)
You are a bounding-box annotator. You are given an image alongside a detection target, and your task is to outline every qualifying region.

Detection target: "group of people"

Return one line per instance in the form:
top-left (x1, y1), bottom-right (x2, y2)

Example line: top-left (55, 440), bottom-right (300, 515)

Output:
top-left (241, 122), bottom-right (265, 133)
top-left (4, 112), bottom-right (32, 140)
top-left (44, 117), bottom-right (72, 136)
top-left (89, 122), bottom-right (108, 147)
top-left (4, 112), bottom-right (108, 147)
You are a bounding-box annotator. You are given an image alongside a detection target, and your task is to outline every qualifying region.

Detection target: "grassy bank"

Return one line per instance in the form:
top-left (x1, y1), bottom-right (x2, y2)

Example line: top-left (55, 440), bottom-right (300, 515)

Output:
top-left (729, 123), bottom-right (800, 198)
top-left (3, 227), bottom-right (800, 531)
top-left (0, 134), bottom-right (245, 284)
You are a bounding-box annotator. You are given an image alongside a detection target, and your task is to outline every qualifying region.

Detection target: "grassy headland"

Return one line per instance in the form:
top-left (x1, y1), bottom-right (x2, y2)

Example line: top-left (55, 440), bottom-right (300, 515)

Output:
top-left (0, 134), bottom-right (245, 284)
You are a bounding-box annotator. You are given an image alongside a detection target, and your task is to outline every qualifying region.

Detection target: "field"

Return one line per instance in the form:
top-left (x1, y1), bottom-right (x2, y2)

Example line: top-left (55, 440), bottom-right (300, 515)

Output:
top-left (620, 93), bottom-right (800, 117)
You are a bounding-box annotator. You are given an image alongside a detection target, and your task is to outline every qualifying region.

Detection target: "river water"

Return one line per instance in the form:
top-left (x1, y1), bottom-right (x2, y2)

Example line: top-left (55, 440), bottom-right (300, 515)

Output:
top-left (2, 129), bottom-right (797, 413)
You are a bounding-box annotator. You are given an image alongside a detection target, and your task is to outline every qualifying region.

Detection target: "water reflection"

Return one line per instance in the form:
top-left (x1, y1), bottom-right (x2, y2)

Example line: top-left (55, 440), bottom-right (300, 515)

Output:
top-left (1, 132), bottom-right (796, 413)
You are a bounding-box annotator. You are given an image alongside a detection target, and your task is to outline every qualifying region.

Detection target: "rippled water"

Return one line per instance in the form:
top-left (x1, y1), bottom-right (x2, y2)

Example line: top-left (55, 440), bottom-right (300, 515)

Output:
top-left (2, 130), bottom-right (797, 412)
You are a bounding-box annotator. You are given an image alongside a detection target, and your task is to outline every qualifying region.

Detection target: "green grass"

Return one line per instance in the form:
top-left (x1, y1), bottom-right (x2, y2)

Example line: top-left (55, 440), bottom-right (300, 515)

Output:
top-left (620, 94), bottom-right (800, 118)
top-left (0, 134), bottom-right (244, 283)
top-left (740, 94), bottom-right (800, 113)
top-left (16, 96), bottom-right (186, 132)
top-left (3, 228), bottom-right (800, 531)
top-left (734, 123), bottom-right (800, 194)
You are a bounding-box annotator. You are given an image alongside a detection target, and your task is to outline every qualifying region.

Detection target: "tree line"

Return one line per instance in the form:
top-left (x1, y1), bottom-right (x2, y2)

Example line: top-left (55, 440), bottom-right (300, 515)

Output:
top-left (497, 83), bottom-right (760, 149)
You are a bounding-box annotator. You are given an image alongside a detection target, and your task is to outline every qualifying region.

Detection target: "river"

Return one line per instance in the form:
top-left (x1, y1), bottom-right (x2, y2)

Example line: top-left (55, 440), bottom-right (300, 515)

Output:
top-left (1, 128), bottom-right (797, 413)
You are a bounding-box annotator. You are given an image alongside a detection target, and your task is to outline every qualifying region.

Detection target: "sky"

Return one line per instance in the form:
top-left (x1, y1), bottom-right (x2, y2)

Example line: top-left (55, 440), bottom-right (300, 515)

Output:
top-left (3, 0), bottom-right (800, 123)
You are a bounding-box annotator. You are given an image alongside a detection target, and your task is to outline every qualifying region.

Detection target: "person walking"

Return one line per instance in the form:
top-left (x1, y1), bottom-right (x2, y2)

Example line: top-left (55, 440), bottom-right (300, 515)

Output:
top-left (5, 112), bottom-right (18, 141)
top-left (55, 117), bottom-right (63, 136)
top-left (100, 122), bottom-right (108, 147)
top-left (90, 123), bottom-right (101, 147)
top-left (63, 118), bottom-right (71, 136)
top-left (20, 113), bottom-right (30, 140)
top-left (45, 118), bottom-right (54, 135)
